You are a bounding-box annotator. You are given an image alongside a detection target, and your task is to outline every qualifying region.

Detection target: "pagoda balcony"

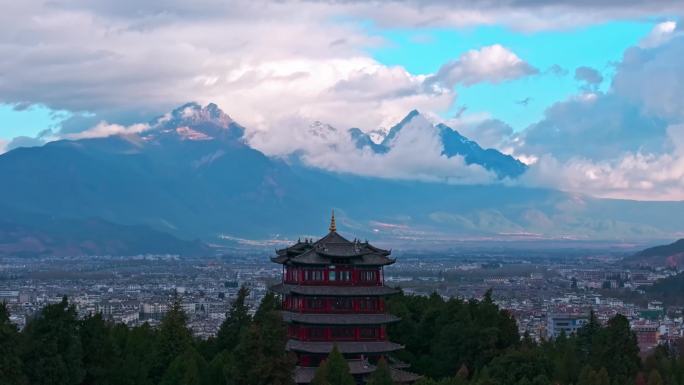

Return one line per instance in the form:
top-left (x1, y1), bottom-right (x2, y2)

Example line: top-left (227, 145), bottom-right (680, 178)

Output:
top-left (282, 295), bottom-right (388, 314)
top-left (286, 339), bottom-right (403, 355)
top-left (283, 266), bottom-right (385, 286)
top-left (271, 283), bottom-right (400, 297)
top-left (281, 311), bottom-right (399, 325)
top-left (287, 324), bottom-right (388, 342)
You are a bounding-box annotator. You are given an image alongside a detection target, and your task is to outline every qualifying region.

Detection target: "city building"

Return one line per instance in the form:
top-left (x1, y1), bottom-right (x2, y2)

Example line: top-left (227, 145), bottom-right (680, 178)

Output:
top-left (633, 323), bottom-right (660, 352)
top-left (270, 212), bottom-right (420, 384)
top-left (547, 313), bottom-right (588, 339)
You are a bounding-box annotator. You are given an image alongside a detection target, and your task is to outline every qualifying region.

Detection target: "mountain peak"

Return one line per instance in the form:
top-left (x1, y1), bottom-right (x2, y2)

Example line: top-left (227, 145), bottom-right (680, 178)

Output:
top-left (167, 102), bottom-right (233, 126)
top-left (148, 102), bottom-right (244, 142)
top-left (380, 109), bottom-right (431, 147)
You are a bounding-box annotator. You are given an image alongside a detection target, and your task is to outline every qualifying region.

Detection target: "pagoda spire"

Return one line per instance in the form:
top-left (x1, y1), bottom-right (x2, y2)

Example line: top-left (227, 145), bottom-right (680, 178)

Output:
top-left (329, 209), bottom-right (337, 232)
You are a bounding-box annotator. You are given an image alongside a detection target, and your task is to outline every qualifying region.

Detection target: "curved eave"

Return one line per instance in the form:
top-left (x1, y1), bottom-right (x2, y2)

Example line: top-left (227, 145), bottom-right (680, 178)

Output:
top-left (295, 361), bottom-right (376, 383)
top-left (316, 250), bottom-right (372, 258)
top-left (270, 283), bottom-right (401, 297)
top-left (271, 255), bottom-right (396, 266)
top-left (391, 368), bottom-right (423, 384)
top-left (286, 339), bottom-right (403, 354)
top-left (281, 311), bottom-right (400, 325)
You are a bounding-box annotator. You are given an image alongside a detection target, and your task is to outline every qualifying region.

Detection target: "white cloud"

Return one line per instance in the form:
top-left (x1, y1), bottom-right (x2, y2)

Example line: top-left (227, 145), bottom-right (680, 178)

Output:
top-left (335, 1), bottom-right (684, 31)
top-left (2, 0), bottom-right (684, 200)
top-left (522, 125), bottom-right (684, 201)
top-left (308, 115), bottom-right (496, 184)
top-left (0, 139), bottom-right (7, 154)
top-left (574, 66), bottom-right (603, 91)
top-left (444, 116), bottom-right (514, 150)
top-left (639, 20), bottom-right (678, 48)
top-left (515, 93), bottom-right (667, 162)
top-left (64, 121), bottom-right (150, 140)
top-left (0, 0), bottom-right (538, 146)
top-left (252, 111), bottom-right (496, 184)
top-left (430, 44), bottom-right (538, 87)
top-left (613, 33), bottom-right (684, 121)
top-left (511, 28), bottom-right (684, 200)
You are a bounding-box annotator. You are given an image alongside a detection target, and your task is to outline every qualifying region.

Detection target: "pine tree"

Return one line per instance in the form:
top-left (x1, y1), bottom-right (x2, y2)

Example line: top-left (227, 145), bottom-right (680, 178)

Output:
top-left (0, 302), bottom-right (26, 385)
top-left (160, 348), bottom-right (208, 385)
top-left (217, 285), bottom-right (252, 352)
top-left (112, 323), bottom-right (157, 385)
top-left (593, 315), bottom-right (640, 384)
top-left (577, 365), bottom-right (596, 385)
top-left (577, 309), bottom-right (600, 362)
top-left (366, 358), bottom-right (394, 385)
top-left (79, 313), bottom-right (116, 385)
top-left (253, 291), bottom-right (279, 323)
top-left (635, 372), bottom-right (647, 385)
top-left (647, 369), bottom-right (663, 385)
top-left (153, 296), bottom-right (193, 383)
top-left (323, 346), bottom-right (355, 385)
top-left (311, 359), bottom-right (331, 385)
top-left (21, 297), bottom-right (84, 385)
top-left (205, 350), bottom-right (234, 385)
top-left (232, 323), bottom-right (262, 385)
top-left (595, 367), bottom-right (610, 385)
top-left (231, 292), bottom-right (294, 385)
top-left (456, 364), bottom-right (469, 380)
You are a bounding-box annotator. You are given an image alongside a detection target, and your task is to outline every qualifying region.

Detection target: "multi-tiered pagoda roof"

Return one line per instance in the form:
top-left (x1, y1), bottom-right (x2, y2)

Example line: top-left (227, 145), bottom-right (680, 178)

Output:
top-left (270, 211), bottom-right (420, 384)
top-left (271, 230), bottom-right (396, 266)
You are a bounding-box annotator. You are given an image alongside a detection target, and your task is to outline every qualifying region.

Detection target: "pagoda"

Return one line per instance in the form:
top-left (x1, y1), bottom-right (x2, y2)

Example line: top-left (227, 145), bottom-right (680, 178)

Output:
top-left (270, 211), bottom-right (420, 384)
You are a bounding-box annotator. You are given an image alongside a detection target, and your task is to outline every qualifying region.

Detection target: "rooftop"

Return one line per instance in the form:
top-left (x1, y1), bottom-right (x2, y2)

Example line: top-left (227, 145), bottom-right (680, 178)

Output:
top-left (281, 311), bottom-right (400, 325)
top-left (286, 339), bottom-right (403, 354)
top-left (271, 283), bottom-right (400, 297)
top-left (272, 211), bottom-right (394, 266)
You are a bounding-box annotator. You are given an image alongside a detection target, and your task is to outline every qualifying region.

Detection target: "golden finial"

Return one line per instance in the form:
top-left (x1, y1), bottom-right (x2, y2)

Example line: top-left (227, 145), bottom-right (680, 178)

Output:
top-left (329, 209), bottom-right (337, 232)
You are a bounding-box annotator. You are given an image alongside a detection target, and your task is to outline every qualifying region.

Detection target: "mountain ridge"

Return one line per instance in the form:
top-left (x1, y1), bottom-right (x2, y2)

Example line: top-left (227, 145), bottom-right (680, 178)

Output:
top-left (628, 239), bottom-right (684, 267)
top-left (1, 102), bottom-right (683, 252)
top-left (0, 205), bottom-right (210, 257)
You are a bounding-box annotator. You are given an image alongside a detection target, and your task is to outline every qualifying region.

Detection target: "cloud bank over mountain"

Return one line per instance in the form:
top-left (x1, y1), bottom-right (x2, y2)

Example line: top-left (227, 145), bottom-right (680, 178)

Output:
top-left (0, 1), bottom-right (538, 137)
top-left (1, 2), bottom-right (684, 201)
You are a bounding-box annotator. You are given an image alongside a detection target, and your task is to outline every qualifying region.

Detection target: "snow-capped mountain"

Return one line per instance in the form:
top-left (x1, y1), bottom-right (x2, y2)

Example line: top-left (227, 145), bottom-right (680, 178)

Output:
top-left (351, 109), bottom-right (527, 179)
top-left (144, 102), bottom-right (245, 142)
top-left (1, 101), bottom-right (683, 251)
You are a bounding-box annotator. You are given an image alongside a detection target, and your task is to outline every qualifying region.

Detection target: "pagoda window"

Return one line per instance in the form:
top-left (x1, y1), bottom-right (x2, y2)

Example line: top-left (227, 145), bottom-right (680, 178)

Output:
top-left (305, 297), bottom-right (325, 310)
top-left (309, 327), bottom-right (326, 340)
top-left (329, 270), bottom-right (336, 281)
top-left (286, 268), bottom-right (299, 283)
top-left (332, 298), bottom-right (353, 311)
top-left (304, 269), bottom-right (324, 282)
top-left (359, 327), bottom-right (380, 339)
top-left (338, 270), bottom-right (352, 282)
top-left (360, 270), bottom-right (377, 283)
top-left (359, 297), bottom-right (378, 312)
top-left (331, 327), bottom-right (355, 340)
top-left (288, 325), bottom-right (300, 338)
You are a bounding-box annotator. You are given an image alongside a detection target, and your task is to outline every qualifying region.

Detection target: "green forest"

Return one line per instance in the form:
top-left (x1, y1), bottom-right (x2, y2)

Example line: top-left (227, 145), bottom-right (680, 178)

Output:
top-left (1, 288), bottom-right (683, 385)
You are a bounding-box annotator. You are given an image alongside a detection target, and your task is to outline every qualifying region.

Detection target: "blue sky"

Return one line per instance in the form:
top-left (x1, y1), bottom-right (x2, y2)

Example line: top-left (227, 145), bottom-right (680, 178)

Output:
top-left (1, 1), bottom-right (683, 200)
top-left (0, 105), bottom-right (70, 139)
top-left (0, 19), bottom-right (655, 140)
top-left (368, 21), bottom-right (654, 130)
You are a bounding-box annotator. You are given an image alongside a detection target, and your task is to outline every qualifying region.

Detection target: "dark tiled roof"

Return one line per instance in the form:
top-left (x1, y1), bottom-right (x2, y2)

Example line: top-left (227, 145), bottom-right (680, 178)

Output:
top-left (388, 356), bottom-right (411, 369)
top-left (294, 360), bottom-right (376, 383)
top-left (391, 368), bottom-right (423, 384)
top-left (271, 283), bottom-right (400, 297)
top-left (281, 311), bottom-right (400, 325)
top-left (286, 339), bottom-right (403, 354)
top-left (273, 231), bottom-right (394, 266)
top-left (294, 363), bottom-right (421, 384)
